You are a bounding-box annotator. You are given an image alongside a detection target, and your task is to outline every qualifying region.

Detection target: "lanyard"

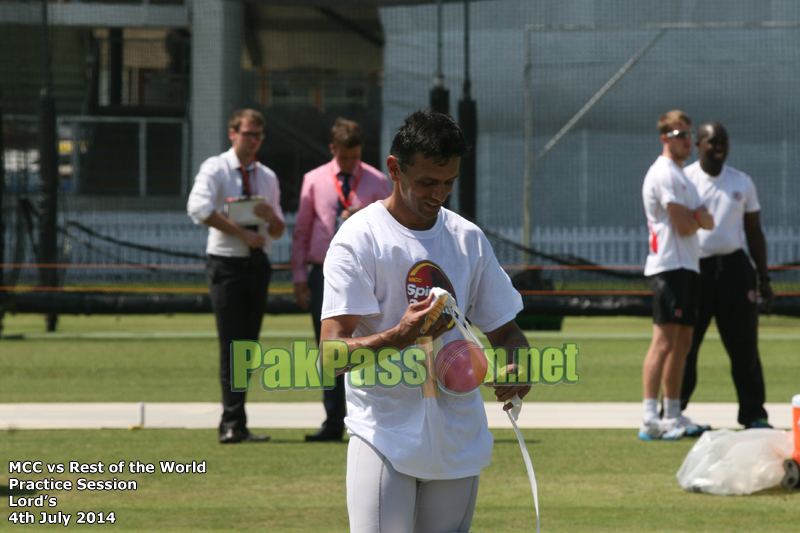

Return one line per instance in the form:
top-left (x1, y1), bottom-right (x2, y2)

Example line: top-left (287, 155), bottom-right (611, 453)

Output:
top-left (330, 161), bottom-right (362, 210)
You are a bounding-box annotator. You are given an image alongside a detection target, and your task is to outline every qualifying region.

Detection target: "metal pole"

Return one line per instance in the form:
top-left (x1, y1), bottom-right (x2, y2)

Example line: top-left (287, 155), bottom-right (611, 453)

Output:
top-left (41, 0), bottom-right (51, 89)
top-left (429, 0), bottom-right (449, 115)
top-left (71, 121), bottom-right (80, 194)
top-left (436, 0), bottom-right (443, 85)
top-left (0, 90), bottom-right (6, 337)
top-left (458, 0), bottom-right (477, 221)
top-left (781, 138), bottom-right (788, 226)
top-left (463, 0), bottom-right (469, 84)
top-left (181, 119), bottom-right (189, 197)
top-left (139, 119), bottom-right (147, 197)
top-left (522, 27), bottom-right (532, 264)
top-left (580, 129), bottom-right (588, 227)
top-left (38, 0), bottom-right (60, 331)
top-left (109, 28), bottom-right (124, 106)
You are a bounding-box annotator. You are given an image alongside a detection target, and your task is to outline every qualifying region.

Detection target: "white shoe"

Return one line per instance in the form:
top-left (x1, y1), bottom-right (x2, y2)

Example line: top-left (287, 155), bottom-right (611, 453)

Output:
top-left (638, 418), bottom-right (686, 441)
top-left (676, 414), bottom-right (711, 437)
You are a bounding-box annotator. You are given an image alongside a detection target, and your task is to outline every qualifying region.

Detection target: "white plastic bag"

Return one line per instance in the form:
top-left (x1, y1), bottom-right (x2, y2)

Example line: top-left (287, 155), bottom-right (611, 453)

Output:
top-left (676, 428), bottom-right (793, 495)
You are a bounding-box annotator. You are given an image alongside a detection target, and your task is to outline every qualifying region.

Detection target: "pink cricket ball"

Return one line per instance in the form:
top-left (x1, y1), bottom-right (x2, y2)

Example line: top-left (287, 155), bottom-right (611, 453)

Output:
top-left (435, 340), bottom-right (488, 394)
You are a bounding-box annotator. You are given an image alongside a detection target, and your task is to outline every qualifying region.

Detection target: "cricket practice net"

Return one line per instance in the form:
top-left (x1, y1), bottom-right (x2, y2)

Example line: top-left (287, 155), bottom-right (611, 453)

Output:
top-left (3, 1), bottom-right (800, 328)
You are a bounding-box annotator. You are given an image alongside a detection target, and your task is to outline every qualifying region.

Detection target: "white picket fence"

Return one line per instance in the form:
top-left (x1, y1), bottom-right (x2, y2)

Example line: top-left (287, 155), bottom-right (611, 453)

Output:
top-left (5, 216), bottom-right (797, 284)
top-left (765, 226), bottom-right (800, 266)
top-left (492, 226), bottom-right (800, 267)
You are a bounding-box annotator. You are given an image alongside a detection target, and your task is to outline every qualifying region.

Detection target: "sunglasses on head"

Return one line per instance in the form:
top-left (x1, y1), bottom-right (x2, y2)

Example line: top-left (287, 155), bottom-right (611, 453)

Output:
top-left (664, 129), bottom-right (695, 140)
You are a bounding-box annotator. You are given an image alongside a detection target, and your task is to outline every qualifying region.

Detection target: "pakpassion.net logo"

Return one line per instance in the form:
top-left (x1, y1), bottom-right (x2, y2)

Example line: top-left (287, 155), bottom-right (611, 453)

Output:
top-left (231, 339), bottom-right (579, 396)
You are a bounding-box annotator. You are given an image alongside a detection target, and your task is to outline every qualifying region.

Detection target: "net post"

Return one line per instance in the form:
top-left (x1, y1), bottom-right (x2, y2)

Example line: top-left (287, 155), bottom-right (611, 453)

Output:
top-left (139, 118), bottom-right (147, 197)
top-left (38, 90), bottom-right (59, 332)
top-left (0, 89), bottom-right (6, 337)
top-left (458, 0), bottom-right (477, 222)
top-left (38, 0), bottom-right (59, 332)
top-left (522, 26), bottom-right (532, 265)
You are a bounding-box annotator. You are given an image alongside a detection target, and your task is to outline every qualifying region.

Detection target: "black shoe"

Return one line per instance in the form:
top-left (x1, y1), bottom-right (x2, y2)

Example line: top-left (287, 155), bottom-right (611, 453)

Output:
top-left (241, 431), bottom-right (270, 442)
top-left (305, 427), bottom-right (344, 442)
top-left (744, 418), bottom-right (773, 429)
top-left (219, 428), bottom-right (270, 444)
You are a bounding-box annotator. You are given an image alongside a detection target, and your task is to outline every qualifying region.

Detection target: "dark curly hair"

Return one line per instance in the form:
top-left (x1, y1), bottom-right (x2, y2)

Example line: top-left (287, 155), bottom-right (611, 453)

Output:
top-left (390, 110), bottom-right (469, 172)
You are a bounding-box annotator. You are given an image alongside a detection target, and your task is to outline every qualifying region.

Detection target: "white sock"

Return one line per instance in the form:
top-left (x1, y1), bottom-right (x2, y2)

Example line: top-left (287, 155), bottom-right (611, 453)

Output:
top-left (663, 398), bottom-right (681, 420)
top-left (643, 399), bottom-right (659, 423)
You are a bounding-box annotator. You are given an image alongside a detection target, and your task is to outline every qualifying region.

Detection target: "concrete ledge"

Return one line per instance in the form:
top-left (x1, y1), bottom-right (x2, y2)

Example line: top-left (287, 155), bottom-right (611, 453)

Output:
top-left (1, 402), bottom-right (793, 431)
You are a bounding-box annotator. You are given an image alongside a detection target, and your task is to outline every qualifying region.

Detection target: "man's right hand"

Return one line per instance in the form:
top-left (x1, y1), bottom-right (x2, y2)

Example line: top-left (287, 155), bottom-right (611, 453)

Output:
top-left (391, 292), bottom-right (449, 350)
top-left (240, 228), bottom-right (266, 249)
top-left (319, 293), bottom-right (451, 365)
top-left (695, 205), bottom-right (714, 230)
top-left (294, 282), bottom-right (310, 310)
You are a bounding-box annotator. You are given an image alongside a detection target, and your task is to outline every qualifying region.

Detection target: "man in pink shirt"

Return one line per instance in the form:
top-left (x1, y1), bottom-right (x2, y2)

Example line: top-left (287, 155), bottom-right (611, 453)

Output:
top-left (291, 118), bottom-right (392, 442)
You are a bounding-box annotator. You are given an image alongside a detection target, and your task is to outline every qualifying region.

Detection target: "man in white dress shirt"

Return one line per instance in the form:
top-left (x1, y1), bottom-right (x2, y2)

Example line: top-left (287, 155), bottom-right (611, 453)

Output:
top-left (187, 109), bottom-right (286, 443)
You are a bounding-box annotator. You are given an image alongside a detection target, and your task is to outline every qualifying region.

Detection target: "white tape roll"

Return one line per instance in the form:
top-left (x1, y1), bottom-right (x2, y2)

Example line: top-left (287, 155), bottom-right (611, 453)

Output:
top-left (430, 290), bottom-right (540, 533)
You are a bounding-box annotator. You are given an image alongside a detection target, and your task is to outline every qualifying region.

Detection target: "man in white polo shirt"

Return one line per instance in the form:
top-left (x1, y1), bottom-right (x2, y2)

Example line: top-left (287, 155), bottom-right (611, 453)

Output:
top-left (680, 122), bottom-right (775, 429)
top-left (640, 110), bottom-right (714, 441)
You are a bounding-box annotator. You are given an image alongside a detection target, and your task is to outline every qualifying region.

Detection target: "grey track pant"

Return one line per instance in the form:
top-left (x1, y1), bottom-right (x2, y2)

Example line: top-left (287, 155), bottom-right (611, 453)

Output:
top-left (346, 435), bottom-right (479, 533)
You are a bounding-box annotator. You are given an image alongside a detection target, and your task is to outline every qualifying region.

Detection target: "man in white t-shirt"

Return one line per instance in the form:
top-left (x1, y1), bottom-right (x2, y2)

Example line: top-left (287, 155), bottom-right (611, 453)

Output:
top-left (680, 122), bottom-right (775, 429)
top-left (640, 110), bottom-right (714, 441)
top-left (320, 110), bottom-right (530, 532)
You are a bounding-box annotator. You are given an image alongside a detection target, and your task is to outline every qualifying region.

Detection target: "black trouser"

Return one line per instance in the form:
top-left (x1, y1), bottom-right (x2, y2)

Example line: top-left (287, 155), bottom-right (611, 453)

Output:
top-left (680, 249), bottom-right (768, 426)
top-left (309, 263), bottom-right (346, 434)
top-left (206, 251), bottom-right (271, 434)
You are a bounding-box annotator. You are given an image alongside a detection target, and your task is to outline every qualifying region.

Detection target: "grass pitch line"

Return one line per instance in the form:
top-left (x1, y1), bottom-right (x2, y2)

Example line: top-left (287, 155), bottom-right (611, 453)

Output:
top-left (1, 402), bottom-right (793, 431)
top-left (5, 329), bottom-right (800, 341)
top-left (0, 329), bottom-right (316, 341)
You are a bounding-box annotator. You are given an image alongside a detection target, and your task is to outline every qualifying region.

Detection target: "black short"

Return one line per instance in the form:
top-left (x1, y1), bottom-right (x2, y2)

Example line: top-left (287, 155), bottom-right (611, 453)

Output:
top-left (647, 268), bottom-right (700, 326)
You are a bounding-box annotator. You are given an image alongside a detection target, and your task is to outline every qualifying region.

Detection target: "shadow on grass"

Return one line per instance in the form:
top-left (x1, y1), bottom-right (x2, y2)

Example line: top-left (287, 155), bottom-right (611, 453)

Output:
top-left (0, 485), bottom-right (37, 497)
top-left (492, 438), bottom-right (542, 444)
top-left (267, 439), bottom-right (349, 444)
top-left (750, 485), bottom-right (800, 497)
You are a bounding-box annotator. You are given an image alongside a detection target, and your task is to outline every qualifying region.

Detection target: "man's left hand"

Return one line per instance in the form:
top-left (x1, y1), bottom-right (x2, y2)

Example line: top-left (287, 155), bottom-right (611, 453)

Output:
top-left (484, 364), bottom-right (531, 411)
top-left (760, 280), bottom-right (775, 313)
top-left (254, 202), bottom-right (275, 220)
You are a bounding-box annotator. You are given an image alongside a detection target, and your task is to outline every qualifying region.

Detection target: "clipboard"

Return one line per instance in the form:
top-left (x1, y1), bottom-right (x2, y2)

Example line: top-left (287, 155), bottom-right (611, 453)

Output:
top-left (224, 195), bottom-right (264, 226)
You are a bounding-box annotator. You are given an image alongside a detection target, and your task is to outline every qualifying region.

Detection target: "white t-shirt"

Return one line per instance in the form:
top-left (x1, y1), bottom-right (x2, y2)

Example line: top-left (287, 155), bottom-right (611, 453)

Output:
top-left (322, 202), bottom-right (523, 480)
top-left (187, 148), bottom-right (285, 257)
top-left (684, 162), bottom-right (760, 258)
top-left (642, 155), bottom-right (703, 276)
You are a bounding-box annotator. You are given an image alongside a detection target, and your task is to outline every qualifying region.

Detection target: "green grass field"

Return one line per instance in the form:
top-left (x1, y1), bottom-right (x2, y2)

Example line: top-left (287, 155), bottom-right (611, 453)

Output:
top-left (2, 428), bottom-right (798, 533)
top-left (2, 313), bottom-right (799, 531)
top-left (2, 314), bottom-right (799, 404)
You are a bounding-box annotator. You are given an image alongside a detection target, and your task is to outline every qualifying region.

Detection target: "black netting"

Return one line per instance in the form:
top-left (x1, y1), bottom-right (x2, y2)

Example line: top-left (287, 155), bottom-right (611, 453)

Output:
top-left (2, 0), bottom-right (799, 317)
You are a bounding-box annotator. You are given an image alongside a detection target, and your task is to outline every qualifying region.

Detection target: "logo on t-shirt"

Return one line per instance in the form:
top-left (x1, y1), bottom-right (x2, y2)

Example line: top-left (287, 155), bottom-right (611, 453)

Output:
top-left (732, 190), bottom-right (743, 202)
top-left (406, 260), bottom-right (456, 304)
top-left (406, 260), bottom-right (458, 334)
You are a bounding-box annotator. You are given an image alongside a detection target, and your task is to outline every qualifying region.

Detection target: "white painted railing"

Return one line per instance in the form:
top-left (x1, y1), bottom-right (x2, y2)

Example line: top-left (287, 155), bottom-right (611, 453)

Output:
top-left (493, 226), bottom-right (800, 267)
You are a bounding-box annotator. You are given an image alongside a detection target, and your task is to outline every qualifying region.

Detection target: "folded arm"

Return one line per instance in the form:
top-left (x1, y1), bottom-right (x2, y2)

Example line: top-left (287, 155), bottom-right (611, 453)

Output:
top-left (666, 203), bottom-right (714, 236)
